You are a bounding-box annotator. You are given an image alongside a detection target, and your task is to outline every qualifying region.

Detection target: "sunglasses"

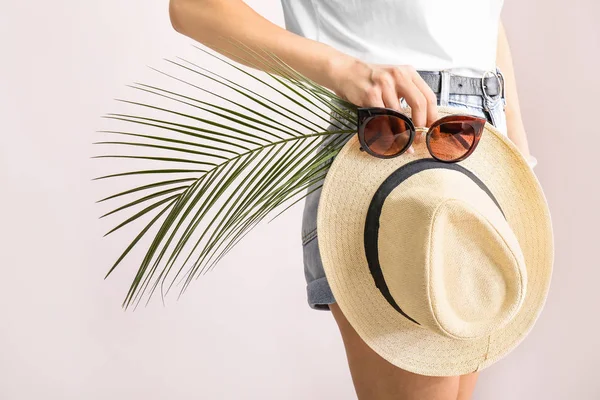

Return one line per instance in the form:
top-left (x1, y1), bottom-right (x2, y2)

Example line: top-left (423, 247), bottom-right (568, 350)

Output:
top-left (357, 107), bottom-right (487, 163)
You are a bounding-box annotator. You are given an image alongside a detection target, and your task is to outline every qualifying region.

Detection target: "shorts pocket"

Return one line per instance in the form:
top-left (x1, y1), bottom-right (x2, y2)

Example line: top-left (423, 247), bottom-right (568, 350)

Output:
top-left (446, 101), bottom-right (489, 122)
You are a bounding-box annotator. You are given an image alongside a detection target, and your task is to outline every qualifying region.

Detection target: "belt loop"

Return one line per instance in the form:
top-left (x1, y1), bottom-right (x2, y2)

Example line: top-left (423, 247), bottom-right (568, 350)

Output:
top-left (495, 66), bottom-right (507, 109)
top-left (495, 66), bottom-right (505, 101)
top-left (439, 69), bottom-right (451, 106)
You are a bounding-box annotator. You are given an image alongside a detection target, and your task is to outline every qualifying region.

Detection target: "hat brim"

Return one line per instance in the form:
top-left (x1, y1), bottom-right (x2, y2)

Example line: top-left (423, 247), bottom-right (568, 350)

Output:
top-left (316, 106), bottom-right (554, 376)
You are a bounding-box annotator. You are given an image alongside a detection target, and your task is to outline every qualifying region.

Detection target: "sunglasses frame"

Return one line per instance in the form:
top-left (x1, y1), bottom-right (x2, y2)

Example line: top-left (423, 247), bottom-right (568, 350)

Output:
top-left (356, 107), bottom-right (487, 163)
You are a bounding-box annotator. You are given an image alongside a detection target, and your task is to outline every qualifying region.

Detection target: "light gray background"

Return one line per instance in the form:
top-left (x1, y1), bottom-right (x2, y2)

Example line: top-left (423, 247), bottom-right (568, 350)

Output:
top-left (1, 1), bottom-right (598, 399)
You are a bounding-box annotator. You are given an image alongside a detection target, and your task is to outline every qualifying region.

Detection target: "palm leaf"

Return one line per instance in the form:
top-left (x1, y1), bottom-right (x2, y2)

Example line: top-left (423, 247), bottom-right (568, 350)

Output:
top-left (94, 38), bottom-right (359, 310)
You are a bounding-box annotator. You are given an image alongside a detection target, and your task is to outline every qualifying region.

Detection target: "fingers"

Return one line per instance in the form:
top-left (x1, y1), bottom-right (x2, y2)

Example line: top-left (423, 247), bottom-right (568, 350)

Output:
top-left (368, 68), bottom-right (411, 153)
top-left (362, 65), bottom-right (438, 125)
top-left (379, 74), bottom-right (402, 111)
top-left (392, 66), bottom-right (439, 146)
top-left (361, 80), bottom-right (386, 108)
top-left (396, 81), bottom-right (426, 147)
top-left (391, 67), bottom-right (427, 126)
top-left (358, 64), bottom-right (442, 155)
top-left (376, 72), bottom-right (418, 153)
top-left (368, 70), bottom-right (400, 110)
top-left (411, 72), bottom-right (439, 127)
top-left (364, 70), bottom-right (415, 154)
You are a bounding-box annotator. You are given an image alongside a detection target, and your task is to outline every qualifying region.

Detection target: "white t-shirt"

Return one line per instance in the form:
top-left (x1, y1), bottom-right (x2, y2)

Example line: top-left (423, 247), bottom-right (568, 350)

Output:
top-left (280, 0), bottom-right (504, 77)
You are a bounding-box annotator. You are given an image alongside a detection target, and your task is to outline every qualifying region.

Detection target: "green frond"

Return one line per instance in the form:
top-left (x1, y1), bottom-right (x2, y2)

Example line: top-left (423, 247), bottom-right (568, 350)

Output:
top-left (94, 37), bottom-right (358, 310)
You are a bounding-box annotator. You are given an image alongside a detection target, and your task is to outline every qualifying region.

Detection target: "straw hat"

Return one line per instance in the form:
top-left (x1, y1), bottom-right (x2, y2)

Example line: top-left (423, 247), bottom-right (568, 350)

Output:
top-left (317, 105), bottom-right (554, 376)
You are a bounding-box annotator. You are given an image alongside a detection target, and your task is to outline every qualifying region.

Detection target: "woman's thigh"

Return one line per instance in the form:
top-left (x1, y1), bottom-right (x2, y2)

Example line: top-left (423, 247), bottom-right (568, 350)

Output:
top-left (330, 302), bottom-right (478, 400)
top-left (457, 373), bottom-right (478, 400)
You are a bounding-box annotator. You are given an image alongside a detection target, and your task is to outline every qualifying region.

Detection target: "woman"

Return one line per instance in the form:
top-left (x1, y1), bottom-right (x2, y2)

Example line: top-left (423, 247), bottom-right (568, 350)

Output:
top-left (168, 1), bottom-right (536, 398)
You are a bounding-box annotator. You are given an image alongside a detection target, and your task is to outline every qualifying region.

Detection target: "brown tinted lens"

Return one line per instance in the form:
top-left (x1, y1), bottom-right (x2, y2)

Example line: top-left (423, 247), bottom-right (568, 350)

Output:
top-left (428, 119), bottom-right (483, 161)
top-left (363, 115), bottom-right (411, 157)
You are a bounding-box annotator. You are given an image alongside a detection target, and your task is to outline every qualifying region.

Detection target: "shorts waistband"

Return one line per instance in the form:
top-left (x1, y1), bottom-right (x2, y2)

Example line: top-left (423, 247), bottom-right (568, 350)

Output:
top-left (327, 67), bottom-right (505, 126)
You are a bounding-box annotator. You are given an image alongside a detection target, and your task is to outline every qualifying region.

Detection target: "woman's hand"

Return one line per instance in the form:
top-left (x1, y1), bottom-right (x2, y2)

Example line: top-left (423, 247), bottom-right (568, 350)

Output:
top-left (325, 56), bottom-right (439, 152)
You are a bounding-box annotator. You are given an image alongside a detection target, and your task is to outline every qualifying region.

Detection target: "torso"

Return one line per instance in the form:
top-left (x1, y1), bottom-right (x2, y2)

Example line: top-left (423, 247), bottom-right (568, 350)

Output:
top-left (280, 0), bottom-right (505, 77)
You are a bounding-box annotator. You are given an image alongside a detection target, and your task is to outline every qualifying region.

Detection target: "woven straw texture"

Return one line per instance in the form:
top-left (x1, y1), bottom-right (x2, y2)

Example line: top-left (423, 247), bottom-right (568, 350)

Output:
top-left (378, 168), bottom-right (528, 341)
top-left (316, 106), bottom-right (554, 377)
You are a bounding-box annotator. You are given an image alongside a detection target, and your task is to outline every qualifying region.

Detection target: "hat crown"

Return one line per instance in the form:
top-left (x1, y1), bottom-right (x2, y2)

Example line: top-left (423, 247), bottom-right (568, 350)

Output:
top-left (378, 169), bottom-right (527, 340)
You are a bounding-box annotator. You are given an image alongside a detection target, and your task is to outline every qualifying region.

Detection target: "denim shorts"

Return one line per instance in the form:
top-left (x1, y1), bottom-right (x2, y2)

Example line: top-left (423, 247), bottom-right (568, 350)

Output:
top-left (300, 68), bottom-right (509, 310)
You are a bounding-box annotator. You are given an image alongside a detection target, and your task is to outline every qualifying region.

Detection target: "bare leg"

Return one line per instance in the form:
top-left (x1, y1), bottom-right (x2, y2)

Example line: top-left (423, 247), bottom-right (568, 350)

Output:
top-left (329, 302), bottom-right (478, 400)
top-left (457, 372), bottom-right (479, 400)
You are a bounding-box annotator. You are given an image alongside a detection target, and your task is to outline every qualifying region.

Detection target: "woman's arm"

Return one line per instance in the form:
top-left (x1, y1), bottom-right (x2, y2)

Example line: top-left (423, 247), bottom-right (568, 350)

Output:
top-left (169, 0), bottom-right (351, 94)
top-left (496, 19), bottom-right (537, 166)
top-left (168, 0), bottom-right (440, 128)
